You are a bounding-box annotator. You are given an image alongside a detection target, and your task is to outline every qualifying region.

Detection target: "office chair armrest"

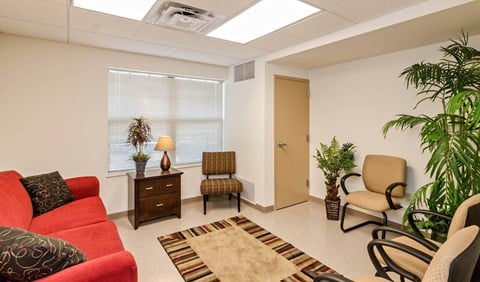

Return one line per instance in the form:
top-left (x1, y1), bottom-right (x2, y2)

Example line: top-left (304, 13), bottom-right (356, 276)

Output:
top-left (313, 273), bottom-right (353, 282)
top-left (367, 238), bottom-right (433, 282)
top-left (340, 173), bottom-right (361, 195)
top-left (385, 182), bottom-right (406, 210)
top-left (372, 226), bottom-right (439, 251)
top-left (407, 209), bottom-right (452, 238)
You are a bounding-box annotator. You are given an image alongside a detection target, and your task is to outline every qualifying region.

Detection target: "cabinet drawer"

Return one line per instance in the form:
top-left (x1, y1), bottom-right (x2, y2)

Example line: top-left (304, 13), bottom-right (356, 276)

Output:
top-left (138, 177), bottom-right (180, 197)
top-left (139, 193), bottom-right (180, 221)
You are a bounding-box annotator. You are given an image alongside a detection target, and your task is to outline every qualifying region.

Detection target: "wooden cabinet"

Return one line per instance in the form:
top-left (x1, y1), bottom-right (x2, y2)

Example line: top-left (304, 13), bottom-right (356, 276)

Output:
top-left (128, 168), bottom-right (183, 229)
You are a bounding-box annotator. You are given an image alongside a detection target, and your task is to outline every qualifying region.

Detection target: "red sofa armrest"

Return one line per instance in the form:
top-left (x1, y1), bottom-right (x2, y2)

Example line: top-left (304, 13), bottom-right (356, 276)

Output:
top-left (36, 251), bottom-right (137, 282)
top-left (65, 176), bottom-right (100, 200)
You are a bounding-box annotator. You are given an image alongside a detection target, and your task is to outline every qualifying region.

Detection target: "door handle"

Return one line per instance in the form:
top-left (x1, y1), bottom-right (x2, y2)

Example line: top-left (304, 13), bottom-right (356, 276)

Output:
top-left (276, 141), bottom-right (287, 147)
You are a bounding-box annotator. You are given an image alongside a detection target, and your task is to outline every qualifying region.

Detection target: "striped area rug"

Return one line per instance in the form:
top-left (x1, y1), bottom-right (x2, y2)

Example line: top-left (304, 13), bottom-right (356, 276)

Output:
top-left (158, 215), bottom-right (339, 282)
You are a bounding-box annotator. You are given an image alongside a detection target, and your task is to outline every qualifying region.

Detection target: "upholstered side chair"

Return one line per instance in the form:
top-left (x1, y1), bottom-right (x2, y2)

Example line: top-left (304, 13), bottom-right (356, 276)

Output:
top-left (370, 193), bottom-right (480, 281)
top-left (340, 154), bottom-right (407, 233)
top-left (313, 225), bottom-right (480, 282)
top-left (200, 151), bottom-right (243, 215)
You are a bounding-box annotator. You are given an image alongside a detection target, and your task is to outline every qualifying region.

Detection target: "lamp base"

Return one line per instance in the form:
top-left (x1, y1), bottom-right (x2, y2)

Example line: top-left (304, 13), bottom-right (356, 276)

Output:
top-left (160, 151), bottom-right (171, 171)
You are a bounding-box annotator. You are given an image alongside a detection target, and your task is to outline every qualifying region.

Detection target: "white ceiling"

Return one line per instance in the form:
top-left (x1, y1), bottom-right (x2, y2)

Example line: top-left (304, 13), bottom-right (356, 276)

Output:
top-left (0, 0), bottom-right (479, 68)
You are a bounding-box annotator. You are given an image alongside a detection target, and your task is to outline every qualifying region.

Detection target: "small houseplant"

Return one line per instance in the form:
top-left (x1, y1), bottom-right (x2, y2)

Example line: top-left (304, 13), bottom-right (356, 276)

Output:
top-left (383, 32), bottom-right (480, 240)
top-left (314, 137), bottom-right (356, 220)
top-left (127, 116), bottom-right (153, 174)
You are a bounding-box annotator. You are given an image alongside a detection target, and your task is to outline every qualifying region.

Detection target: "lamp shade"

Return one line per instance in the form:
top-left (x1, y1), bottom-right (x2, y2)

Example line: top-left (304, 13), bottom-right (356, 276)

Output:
top-left (154, 136), bottom-right (175, 151)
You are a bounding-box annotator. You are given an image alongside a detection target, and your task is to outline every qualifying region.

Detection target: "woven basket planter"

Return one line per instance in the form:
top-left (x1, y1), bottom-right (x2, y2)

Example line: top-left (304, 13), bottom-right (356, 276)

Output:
top-left (325, 198), bottom-right (340, 221)
top-left (135, 161), bottom-right (147, 175)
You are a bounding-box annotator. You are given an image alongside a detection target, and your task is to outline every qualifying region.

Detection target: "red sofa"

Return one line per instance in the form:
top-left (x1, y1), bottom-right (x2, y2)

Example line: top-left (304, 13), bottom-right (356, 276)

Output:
top-left (0, 170), bottom-right (137, 282)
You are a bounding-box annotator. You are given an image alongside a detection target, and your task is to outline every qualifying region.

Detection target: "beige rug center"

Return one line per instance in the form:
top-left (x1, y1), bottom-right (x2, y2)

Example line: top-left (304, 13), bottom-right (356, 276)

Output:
top-left (187, 225), bottom-right (298, 282)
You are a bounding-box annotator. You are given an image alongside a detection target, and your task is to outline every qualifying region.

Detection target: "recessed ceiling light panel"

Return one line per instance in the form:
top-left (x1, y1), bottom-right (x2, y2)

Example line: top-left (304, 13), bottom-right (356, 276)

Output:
top-left (207, 0), bottom-right (320, 44)
top-left (73, 0), bottom-right (157, 21)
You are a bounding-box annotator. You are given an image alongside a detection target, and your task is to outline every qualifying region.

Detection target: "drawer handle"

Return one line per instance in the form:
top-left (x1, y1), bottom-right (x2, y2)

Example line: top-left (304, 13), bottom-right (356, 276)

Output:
top-left (165, 184), bottom-right (173, 187)
top-left (145, 187), bottom-right (154, 191)
top-left (156, 203), bottom-right (164, 207)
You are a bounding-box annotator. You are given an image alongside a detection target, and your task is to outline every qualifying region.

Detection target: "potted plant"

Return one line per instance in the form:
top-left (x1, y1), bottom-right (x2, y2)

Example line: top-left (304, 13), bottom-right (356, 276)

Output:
top-left (314, 137), bottom-right (356, 220)
top-left (127, 116), bottom-right (153, 174)
top-left (383, 32), bottom-right (480, 241)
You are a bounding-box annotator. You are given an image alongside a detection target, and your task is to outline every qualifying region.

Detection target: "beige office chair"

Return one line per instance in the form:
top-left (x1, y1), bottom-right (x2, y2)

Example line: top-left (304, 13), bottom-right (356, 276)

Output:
top-left (370, 193), bottom-right (480, 281)
top-left (200, 151), bottom-right (243, 215)
top-left (340, 155), bottom-right (407, 232)
top-left (313, 225), bottom-right (480, 282)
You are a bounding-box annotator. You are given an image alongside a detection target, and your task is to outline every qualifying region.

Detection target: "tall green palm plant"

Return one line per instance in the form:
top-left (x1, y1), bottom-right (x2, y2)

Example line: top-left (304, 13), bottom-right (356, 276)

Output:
top-left (383, 32), bottom-right (480, 234)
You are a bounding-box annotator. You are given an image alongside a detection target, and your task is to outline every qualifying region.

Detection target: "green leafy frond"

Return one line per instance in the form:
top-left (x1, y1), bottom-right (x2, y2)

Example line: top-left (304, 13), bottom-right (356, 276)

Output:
top-left (388, 32), bottom-right (480, 234)
top-left (313, 137), bottom-right (356, 182)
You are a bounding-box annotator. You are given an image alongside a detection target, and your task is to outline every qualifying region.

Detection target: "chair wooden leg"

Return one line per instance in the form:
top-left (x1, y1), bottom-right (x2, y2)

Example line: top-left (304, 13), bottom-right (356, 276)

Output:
top-left (237, 193), bottom-right (241, 212)
top-left (203, 195), bottom-right (208, 215)
top-left (229, 193), bottom-right (232, 200)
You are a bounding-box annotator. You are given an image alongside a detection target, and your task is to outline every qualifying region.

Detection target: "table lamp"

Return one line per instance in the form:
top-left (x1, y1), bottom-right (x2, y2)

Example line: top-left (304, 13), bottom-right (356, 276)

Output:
top-left (154, 136), bottom-right (175, 171)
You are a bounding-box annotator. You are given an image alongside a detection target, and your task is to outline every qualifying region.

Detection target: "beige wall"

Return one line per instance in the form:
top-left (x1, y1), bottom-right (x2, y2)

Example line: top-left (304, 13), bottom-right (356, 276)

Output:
top-left (225, 34), bottom-right (480, 223)
top-left (3, 32), bottom-right (480, 222)
top-left (309, 35), bottom-right (480, 221)
top-left (0, 34), bottom-right (228, 214)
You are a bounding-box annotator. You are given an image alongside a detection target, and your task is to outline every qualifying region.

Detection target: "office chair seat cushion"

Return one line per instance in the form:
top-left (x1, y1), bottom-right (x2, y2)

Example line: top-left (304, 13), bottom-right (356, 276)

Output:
top-left (346, 191), bottom-right (401, 212)
top-left (200, 178), bottom-right (243, 195)
top-left (375, 235), bottom-right (441, 279)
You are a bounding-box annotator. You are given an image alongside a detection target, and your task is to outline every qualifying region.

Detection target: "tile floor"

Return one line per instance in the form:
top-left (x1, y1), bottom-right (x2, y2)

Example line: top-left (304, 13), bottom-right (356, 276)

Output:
top-left (114, 199), bottom-right (378, 282)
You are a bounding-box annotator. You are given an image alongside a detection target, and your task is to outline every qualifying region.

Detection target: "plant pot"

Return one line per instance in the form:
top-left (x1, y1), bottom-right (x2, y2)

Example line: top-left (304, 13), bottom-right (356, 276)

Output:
top-left (135, 161), bottom-right (147, 174)
top-left (325, 198), bottom-right (340, 220)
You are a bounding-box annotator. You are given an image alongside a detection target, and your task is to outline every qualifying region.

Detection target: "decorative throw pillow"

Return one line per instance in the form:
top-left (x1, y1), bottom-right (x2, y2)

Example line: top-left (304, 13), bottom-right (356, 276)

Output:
top-left (20, 171), bottom-right (74, 216)
top-left (0, 226), bottom-right (86, 281)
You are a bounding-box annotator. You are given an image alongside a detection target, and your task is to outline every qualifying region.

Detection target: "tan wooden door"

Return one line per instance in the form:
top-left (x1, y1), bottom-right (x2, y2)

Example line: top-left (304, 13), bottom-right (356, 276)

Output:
top-left (274, 75), bottom-right (310, 209)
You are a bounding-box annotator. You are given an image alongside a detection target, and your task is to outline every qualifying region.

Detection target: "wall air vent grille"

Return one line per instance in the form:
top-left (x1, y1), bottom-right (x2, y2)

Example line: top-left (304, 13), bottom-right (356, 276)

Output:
top-left (234, 60), bottom-right (255, 82)
top-left (144, 1), bottom-right (224, 33)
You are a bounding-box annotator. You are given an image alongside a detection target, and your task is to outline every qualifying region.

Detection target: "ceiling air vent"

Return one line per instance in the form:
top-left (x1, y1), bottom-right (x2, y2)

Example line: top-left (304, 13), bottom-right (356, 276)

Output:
top-left (144, 1), bottom-right (224, 33)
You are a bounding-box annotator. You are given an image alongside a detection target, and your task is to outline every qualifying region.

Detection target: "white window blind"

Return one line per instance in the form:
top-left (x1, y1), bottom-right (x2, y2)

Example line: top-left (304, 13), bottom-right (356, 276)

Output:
top-left (108, 69), bottom-right (224, 172)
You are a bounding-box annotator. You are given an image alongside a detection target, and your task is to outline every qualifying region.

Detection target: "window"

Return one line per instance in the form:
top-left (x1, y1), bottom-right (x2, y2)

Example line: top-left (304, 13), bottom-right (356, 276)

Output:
top-left (108, 69), bottom-right (224, 172)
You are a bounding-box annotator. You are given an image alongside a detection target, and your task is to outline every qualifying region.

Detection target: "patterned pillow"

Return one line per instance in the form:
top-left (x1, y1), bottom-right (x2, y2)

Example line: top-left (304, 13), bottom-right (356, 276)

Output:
top-left (0, 226), bottom-right (86, 281)
top-left (20, 171), bottom-right (74, 216)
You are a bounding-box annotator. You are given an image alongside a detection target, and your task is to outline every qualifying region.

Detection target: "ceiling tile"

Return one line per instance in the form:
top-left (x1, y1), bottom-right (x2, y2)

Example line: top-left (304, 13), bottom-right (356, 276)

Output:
top-left (124, 40), bottom-right (178, 58)
top-left (270, 0), bottom-right (480, 69)
top-left (301, 0), bottom-right (353, 11)
top-left (331, 0), bottom-right (425, 23)
top-left (0, 16), bottom-right (67, 41)
top-left (69, 29), bottom-right (131, 51)
top-left (168, 48), bottom-right (241, 66)
top-left (249, 11), bottom-right (353, 51)
top-left (133, 23), bottom-right (267, 60)
top-left (0, 0), bottom-right (68, 27)
top-left (69, 7), bottom-right (143, 39)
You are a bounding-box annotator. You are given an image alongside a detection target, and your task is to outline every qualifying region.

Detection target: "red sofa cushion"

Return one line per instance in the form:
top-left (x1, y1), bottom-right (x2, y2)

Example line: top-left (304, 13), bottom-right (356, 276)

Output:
top-left (0, 170), bottom-right (33, 229)
top-left (65, 176), bottom-right (100, 199)
top-left (48, 221), bottom-right (124, 260)
top-left (30, 197), bottom-right (107, 234)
